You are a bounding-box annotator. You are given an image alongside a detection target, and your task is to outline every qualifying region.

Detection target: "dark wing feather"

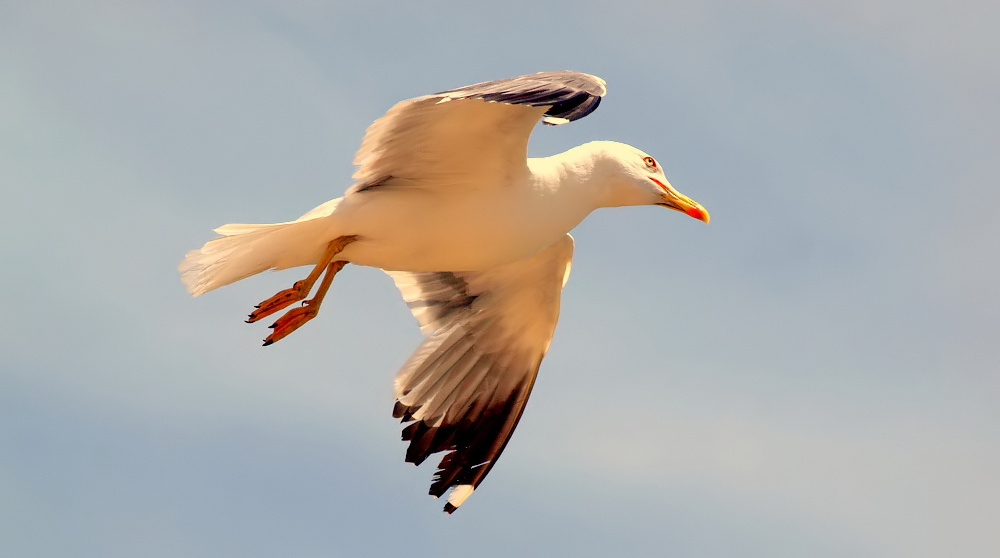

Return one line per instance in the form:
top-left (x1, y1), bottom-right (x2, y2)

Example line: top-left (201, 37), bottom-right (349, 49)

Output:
top-left (437, 70), bottom-right (606, 125)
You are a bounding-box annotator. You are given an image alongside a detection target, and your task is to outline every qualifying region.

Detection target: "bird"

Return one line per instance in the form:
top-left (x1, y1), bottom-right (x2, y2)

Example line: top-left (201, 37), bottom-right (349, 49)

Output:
top-left (179, 71), bottom-right (709, 513)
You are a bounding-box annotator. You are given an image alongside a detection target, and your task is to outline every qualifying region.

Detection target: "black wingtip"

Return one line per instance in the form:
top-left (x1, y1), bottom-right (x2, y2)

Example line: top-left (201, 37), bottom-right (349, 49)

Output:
top-left (262, 339), bottom-right (273, 347)
top-left (392, 400), bottom-right (409, 419)
top-left (443, 503), bottom-right (458, 514)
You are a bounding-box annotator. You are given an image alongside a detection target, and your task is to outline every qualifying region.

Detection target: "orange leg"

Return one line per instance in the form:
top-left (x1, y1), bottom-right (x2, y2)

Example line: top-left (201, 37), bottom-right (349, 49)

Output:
top-left (244, 235), bottom-right (357, 345)
top-left (262, 260), bottom-right (346, 346)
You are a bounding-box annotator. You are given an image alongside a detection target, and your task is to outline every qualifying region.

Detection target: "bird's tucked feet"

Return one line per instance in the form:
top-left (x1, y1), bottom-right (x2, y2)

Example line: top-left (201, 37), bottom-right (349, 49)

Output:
top-left (259, 259), bottom-right (347, 345)
top-left (245, 235), bottom-right (357, 345)
top-left (263, 300), bottom-right (320, 346)
top-left (246, 280), bottom-right (310, 323)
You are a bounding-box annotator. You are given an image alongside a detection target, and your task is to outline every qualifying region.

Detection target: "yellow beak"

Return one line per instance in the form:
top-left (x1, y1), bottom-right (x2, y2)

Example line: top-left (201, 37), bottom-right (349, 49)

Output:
top-left (650, 177), bottom-right (710, 224)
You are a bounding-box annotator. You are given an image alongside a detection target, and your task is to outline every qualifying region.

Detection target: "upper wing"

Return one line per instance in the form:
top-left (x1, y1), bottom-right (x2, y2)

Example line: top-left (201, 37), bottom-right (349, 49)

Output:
top-left (386, 234), bottom-right (575, 513)
top-left (346, 71), bottom-right (606, 195)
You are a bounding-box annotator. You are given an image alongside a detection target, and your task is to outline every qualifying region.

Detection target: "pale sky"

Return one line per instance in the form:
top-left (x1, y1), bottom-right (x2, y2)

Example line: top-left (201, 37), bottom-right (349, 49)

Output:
top-left (2, 1), bottom-right (998, 556)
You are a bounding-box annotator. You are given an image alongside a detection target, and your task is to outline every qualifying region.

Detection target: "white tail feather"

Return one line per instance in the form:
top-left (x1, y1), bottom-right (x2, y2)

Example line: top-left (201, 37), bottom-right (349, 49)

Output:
top-left (179, 198), bottom-right (342, 296)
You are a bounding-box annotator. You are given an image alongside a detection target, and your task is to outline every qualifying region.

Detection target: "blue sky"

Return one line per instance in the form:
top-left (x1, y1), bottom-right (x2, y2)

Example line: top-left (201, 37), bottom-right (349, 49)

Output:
top-left (2, 1), bottom-right (998, 556)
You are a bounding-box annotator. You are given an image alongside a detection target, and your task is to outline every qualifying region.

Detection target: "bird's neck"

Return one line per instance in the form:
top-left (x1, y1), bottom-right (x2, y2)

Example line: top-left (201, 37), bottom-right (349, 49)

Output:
top-left (528, 143), bottom-right (629, 210)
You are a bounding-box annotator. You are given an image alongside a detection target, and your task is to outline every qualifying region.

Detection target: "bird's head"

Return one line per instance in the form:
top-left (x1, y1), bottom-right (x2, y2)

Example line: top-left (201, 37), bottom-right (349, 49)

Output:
top-left (590, 141), bottom-right (709, 223)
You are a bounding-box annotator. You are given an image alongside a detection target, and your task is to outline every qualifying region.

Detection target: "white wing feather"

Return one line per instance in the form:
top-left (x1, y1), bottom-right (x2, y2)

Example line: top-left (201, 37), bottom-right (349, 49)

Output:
top-left (347, 71), bottom-right (606, 195)
top-left (387, 234), bottom-right (575, 513)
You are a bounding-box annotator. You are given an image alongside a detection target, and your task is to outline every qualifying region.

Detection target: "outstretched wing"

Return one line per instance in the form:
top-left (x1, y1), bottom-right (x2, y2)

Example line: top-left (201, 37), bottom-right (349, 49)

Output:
top-left (347, 71), bottom-right (606, 194)
top-left (386, 234), bottom-right (575, 513)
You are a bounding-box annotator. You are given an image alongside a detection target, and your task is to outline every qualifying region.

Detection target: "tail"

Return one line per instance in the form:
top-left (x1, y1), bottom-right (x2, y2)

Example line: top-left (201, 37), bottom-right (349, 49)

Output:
top-left (179, 198), bottom-right (342, 296)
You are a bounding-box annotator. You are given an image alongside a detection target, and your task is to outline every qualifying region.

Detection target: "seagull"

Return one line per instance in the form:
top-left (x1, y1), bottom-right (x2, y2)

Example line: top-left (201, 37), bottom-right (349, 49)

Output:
top-left (179, 71), bottom-right (709, 513)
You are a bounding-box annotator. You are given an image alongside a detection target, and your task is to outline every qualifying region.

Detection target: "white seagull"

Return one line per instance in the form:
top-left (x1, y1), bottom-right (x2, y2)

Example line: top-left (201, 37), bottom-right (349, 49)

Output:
top-left (180, 71), bottom-right (709, 513)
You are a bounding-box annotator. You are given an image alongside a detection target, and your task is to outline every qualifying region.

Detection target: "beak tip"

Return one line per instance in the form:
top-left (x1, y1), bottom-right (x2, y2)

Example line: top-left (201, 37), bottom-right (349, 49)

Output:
top-left (687, 206), bottom-right (710, 224)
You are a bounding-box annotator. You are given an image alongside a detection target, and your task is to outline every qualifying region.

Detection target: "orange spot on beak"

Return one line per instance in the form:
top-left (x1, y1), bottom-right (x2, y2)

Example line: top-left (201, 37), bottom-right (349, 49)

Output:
top-left (686, 205), bottom-right (710, 223)
top-left (650, 177), bottom-right (710, 223)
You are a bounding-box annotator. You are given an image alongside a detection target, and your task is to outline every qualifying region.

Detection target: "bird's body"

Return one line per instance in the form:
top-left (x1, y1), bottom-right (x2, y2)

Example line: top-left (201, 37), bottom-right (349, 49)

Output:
top-left (180, 71), bottom-right (708, 513)
top-left (233, 143), bottom-right (623, 274)
top-left (317, 156), bottom-right (585, 272)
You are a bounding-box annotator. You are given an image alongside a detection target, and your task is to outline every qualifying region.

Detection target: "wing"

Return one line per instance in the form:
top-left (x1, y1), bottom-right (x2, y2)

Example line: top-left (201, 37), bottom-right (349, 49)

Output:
top-left (386, 234), bottom-right (575, 513)
top-left (346, 71), bottom-right (606, 195)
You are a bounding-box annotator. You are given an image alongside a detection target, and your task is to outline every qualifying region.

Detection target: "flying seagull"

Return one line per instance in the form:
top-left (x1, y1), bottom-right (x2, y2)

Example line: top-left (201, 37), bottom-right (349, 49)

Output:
top-left (179, 71), bottom-right (709, 513)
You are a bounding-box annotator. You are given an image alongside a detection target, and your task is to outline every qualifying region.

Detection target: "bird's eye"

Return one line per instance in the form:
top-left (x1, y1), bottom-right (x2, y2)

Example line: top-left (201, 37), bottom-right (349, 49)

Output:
top-left (642, 156), bottom-right (658, 170)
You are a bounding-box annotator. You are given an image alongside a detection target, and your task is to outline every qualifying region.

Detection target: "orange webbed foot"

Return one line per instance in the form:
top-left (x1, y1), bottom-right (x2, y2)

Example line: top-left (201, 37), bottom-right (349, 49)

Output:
top-left (262, 301), bottom-right (321, 346)
top-left (245, 236), bottom-right (355, 346)
top-left (246, 280), bottom-right (310, 323)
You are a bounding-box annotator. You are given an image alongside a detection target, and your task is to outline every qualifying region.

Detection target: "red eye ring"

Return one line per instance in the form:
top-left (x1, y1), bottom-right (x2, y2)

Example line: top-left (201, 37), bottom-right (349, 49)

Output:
top-left (642, 156), bottom-right (658, 169)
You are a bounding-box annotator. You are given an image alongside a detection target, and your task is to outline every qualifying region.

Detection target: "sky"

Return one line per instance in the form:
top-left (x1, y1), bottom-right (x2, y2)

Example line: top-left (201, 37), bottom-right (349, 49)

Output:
top-left (2, 1), bottom-right (998, 556)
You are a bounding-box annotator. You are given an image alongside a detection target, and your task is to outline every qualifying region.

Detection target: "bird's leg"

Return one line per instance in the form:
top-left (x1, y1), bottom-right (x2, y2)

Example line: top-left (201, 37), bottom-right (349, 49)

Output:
top-left (245, 234), bottom-right (356, 326)
top-left (262, 259), bottom-right (346, 346)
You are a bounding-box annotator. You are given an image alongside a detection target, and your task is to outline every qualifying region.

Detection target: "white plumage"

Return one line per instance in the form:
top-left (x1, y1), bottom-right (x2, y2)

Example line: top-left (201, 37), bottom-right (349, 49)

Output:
top-left (179, 71), bottom-right (708, 513)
